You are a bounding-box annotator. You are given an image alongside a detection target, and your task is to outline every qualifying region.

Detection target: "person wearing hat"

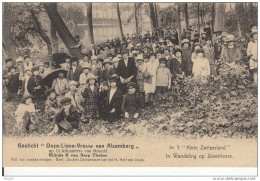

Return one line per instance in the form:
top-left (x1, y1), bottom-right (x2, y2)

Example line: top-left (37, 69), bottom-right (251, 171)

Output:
top-left (3, 58), bottom-right (14, 97)
top-left (43, 62), bottom-right (52, 77)
top-left (15, 94), bottom-right (36, 133)
top-left (27, 66), bottom-right (45, 98)
top-left (82, 73), bottom-right (100, 120)
top-left (203, 37), bottom-right (217, 76)
top-left (50, 97), bottom-right (81, 135)
top-left (117, 49), bottom-right (137, 95)
top-left (5, 65), bottom-right (20, 101)
top-left (103, 77), bottom-right (123, 122)
top-left (247, 27), bottom-right (258, 84)
top-left (51, 69), bottom-right (69, 98)
top-left (169, 48), bottom-right (189, 78)
top-left (15, 56), bottom-right (25, 74)
top-left (192, 48), bottom-right (210, 77)
top-left (143, 53), bottom-right (159, 106)
top-left (135, 54), bottom-right (145, 106)
top-left (20, 68), bottom-right (33, 97)
top-left (64, 81), bottom-right (80, 112)
top-left (45, 88), bottom-right (59, 122)
top-left (191, 42), bottom-right (201, 62)
top-left (220, 34), bottom-right (241, 64)
top-left (79, 63), bottom-right (91, 85)
top-left (38, 62), bottom-right (45, 78)
top-left (156, 58), bottom-right (171, 94)
top-left (101, 59), bottom-right (113, 82)
top-left (200, 32), bottom-right (207, 46)
top-left (24, 56), bottom-right (34, 71)
top-left (68, 57), bottom-right (81, 81)
top-left (181, 39), bottom-right (193, 76)
top-left (97, 47), bottom-right (107, 60)
top-left (121, 82), bottom-right (141, 121)
top-left (70, 35), bottom-right (85, 53)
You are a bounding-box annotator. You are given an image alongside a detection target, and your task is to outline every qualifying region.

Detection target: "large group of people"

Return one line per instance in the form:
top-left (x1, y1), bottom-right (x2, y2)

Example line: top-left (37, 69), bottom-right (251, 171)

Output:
top-left (3, 24), bottom-right (258, 135)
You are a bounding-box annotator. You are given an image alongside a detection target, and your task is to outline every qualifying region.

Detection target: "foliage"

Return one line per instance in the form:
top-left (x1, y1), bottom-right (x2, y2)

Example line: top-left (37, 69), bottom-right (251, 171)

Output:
top-left (10, 3), bottom-right (48, 53)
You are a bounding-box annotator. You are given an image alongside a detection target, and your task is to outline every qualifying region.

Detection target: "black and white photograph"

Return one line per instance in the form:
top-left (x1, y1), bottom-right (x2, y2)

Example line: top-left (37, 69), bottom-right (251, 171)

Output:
top-left (2, 1), bottom-right (258, 177)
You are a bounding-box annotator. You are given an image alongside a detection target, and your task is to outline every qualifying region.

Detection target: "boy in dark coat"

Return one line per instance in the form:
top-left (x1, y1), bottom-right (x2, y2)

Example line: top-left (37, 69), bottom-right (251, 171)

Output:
top-left (27, 66), bottom-right (44, 98)
top-left (121, 82), bottom-right (141, 122)
top-left (6, 66), bottom-right (20, 101)
top-left (104, 77), bottom-right (123, 123)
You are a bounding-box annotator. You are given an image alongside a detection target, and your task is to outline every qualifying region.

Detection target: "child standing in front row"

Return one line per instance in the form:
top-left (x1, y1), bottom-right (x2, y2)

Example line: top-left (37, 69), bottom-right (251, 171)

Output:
top-left (156, 58), bottom-right (171, 94)
top-left (121, 82), bottom-right (141, 122)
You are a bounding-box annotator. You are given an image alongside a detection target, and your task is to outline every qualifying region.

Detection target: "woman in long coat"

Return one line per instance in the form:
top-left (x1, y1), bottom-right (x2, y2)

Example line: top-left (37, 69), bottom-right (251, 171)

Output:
top-left (203, 37), bottom-right (217, 76)
top-left (143, 53), bottom-right (159, 105)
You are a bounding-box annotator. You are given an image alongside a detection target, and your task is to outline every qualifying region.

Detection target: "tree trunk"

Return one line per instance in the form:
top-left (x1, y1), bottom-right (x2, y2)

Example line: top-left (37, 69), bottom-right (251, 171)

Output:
top-left (43, 3), bottom-right (83, 58)
top-left (3, 3), bottom-right (16, 61)
top-left (134, 3), bottom-right (139, 36)
top-left (50, 21), bottom-right (59, 54)
top-left (154, 3), bottom-right (159, 28)
top-left (184, 3), bottom-right (189, 30)
top-left (235, 3), bottom-right (244, 36)
top-left (214, 3), bottom-right (225, 32)
top-left (177, 4), bottom-right (182, 44)
top-left (211, 3), bottom-right (215, 34)
top-left (197, 3), bottom-right (200, 35)
top-left (30, 10), bottom-right (52, 56)
top-left (149, 3), bottom-right (157, 30)
top-left (86, 3), bottom-right (94, 44)
top-left (116, 3), bottom-right (124, 40)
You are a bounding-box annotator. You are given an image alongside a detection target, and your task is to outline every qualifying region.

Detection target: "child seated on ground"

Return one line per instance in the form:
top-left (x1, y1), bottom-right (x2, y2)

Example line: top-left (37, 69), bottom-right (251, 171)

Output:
top-left (14, 95), bottom-right (36, 133)
top-left (121, 82), bottom-right (141, 122)
top-left (45, 89), bottom-right (59, 121)
top-left (156, 58), bottom-right (171, 94)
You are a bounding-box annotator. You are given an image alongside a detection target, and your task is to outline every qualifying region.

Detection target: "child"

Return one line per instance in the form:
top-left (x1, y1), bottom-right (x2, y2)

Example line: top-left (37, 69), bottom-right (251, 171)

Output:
top-left (136, 55), bottom-right (145, 107)
top-left (15, 95), bottom-right (36, 133)
top-left (156, 58), bottom-right (171, 94)
top-left (104, 77), bottom-right (123, 122)
top-left (99, 81), bottom-right (109, 119)
top-left (45, 88), bottom-right (59, 121)
top-left (121, 82), bottom-right (141, 122)
top-left (192, 48), bottom-right (210, 77)
top-left (82, 73), bottom-right (100, 121)
top-left (79, 64), bottom-right (91, 85)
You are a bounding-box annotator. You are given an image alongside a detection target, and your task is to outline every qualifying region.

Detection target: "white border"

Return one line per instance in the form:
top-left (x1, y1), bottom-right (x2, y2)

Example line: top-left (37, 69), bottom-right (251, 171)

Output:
top-left (3, 167), bottom-right (257, 176)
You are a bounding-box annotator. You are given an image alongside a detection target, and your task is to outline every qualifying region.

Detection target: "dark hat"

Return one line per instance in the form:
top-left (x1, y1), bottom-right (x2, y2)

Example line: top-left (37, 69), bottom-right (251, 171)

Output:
top-left (31, 66), bottom-right (39, 72)
top-left (102, 81), bottom-right (109, 87)
top-left (46, 88), bottom-right (56, 96)
top-left (71, 57), bottom-right (79, 63)
top-left (159, 58), bottom-right (167, 64)
top-left (109, 76), bottom-right (118, 83)
top-left (174, 48), bottom-right (183, 55)
top-left (5, 58), bottom-right (13, 63)
top-left (107, 53), bottom-right (113, 57)
top-left (44, 62), bottom-right (50, 66)
top-left (98, 58), bottom-right (104, 63)
top-left (205, 37), bottom-right (212, 41)
top-left (150, 53), bottom-right (156, 57)
top-left (121, 49), bottom-right (129, 55)
top-left (60, 97), bottom-right (72, 105)
top-left (196, 48), bottom-right (204, 54)
top-left (127, 82), bottom-right (136, 89)
top-left (65, 55), bottom-right (71, 60)
top-left (143, 55), bottom-right (149, 59)
top-left (8, 65), bottom-right (16, 72)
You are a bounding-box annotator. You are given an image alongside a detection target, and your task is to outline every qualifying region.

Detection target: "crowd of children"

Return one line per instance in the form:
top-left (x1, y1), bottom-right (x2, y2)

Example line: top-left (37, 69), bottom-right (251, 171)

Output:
top-left (3, 25), bottom-right (257, 135)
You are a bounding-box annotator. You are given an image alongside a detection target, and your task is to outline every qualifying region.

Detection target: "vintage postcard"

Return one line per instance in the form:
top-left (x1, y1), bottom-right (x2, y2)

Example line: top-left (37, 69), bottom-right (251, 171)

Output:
top-left (2, 1), bottom-right (258, 177)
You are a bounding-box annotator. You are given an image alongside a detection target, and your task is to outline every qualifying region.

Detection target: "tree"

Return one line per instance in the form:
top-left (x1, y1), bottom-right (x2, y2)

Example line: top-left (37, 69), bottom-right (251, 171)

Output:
top-left (149, 3), bottom-right (157, 30)
top-left (211, 3), bottom-right (215, 34)
top-left (30, 9), bottom-right (52, 55)
top-left (134, 3), bottom-right (139, 36)
top-left (177, 4), bottom-right (181, 44)
top-left (43, 2), bottom-right (83, 58)
top-left (116, 3), bottom-right (124, 40)
top-left (197, 3), bottom-right (200, 35)
top-left (214, 3), bottom-right (225, 32)
top-left (3, 3), bottom-right (16, 60)
top-left (184, 3), bottom-right (189, 30)
top-left (86, 3), bottom-right (94, 44)
top-left (50, 20), bottom-right (59, 54)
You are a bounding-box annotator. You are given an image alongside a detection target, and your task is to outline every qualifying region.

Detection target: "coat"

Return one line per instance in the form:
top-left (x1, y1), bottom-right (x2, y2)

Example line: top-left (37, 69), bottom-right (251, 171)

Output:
top-left (121, 93), bottom-right (141, 113)
top-left (55, 105), bottom-right (80, 130)
top-left (27, 75), bottom-right (44, 97)
top-left (221, 46), bottom-right (242, 64)
top-left (143, 59), bottom-right (159, 94)
top-left (82, 85), bottom-right (99, 116)
top-left (117, 57), bottom-right (137, 94)
top-left (203, 45), bottom-right (217, 76)
top-left (171, 58), bottom-right (190, 77)
top-left (104, 88), bottom-right (123, 117)
top-left (6, 73), bottom-right (20, 94)
top-left (67, 65), bottom-right (81, 81)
